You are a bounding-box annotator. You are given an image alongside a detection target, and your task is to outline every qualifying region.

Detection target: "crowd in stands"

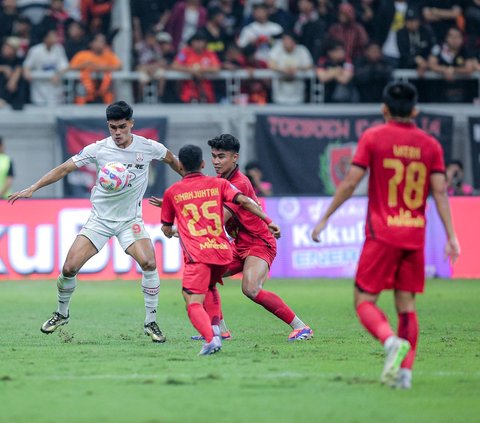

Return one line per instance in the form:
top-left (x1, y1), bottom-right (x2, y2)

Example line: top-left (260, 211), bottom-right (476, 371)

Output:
top-left (1, 0), bottom-right (480, 108)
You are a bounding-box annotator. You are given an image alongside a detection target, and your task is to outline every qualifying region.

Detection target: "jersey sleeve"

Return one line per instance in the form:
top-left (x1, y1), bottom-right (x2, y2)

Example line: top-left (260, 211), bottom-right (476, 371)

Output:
top-left (352, 130), bottom-right (371, 169)
top-left (71, 142), bottom-right (100, 167)
top-left (149, 139), bottom-right (168, 161)
top-left (220, 180), bottom-right (241, 204)
top-left (160, 190), bottom-right (175, 225)
top-left (430, 139), bottom-right (446, 174)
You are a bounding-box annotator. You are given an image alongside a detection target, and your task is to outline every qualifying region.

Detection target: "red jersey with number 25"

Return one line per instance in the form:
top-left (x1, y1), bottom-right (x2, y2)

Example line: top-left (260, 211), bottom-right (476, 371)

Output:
top-left (222, 166), bottom-right (276, 247)
top-left (352, 121), bottom-right (445, 250)
top-left (161, 173), bottom-right (240, 265)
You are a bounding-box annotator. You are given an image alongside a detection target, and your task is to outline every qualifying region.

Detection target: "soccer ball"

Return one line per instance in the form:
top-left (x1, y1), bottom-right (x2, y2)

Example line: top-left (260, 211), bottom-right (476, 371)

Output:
top-left (98, 162), bottom-right (129, 192)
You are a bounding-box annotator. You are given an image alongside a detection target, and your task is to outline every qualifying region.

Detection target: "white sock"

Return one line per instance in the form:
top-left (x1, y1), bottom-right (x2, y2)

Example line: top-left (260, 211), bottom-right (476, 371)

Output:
top-left (219, 319), bottom-right (228, 333)
top-left (56, 273), bottom-right (77, 317)
top-left (384, 335), bottom-right (397, 351)
top-left (289, 316), bottom-right (306, 330)
top-left (142, 270), bottom-right (160, 325)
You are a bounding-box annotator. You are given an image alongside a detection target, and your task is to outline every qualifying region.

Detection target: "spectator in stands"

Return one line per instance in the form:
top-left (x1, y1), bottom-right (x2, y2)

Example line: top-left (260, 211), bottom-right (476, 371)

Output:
top-left (328, 2), bottom-right (369, 60)
top-left (222, 43), bottom-right (247, 70)
top-left (134, 30), bottom-right (172, 102)
top-left (354, 41), bottom-right (392, 102)
top-left (12, 16), bottom-right (32, 58)
top-left (446, 159), bottom-right (474, 196)
top-left (380, 0), bottom-right (408, 68)
top-left (263, 0), bottom-right (294, 31)
top-left (69, 32), bottom-right (122, 104)
top-left (209, 0), bottom-right (243, 45)
top-left (294, 0), bottom-right (326, 61)
top-left (203, 6), bottom-right (228, 62)
top-left (0, 0), bottom-right (18, 40)
top-left (81, 0), bottom-right (112, 34)
top-left (166, 0), bottom-right (207, 52)
top-left (245, 161), bottom-right (273, 197)
top-left (268, 31), bottom-right (313, 104)
top-left (422, 1), bottom-right (463, 42)
top-left (316, 39), bottom-right (358, 103)
top-left (23, 28), bottom-right (69, 106)
top-left (351, 0), bottom-right (378, 39)
top-left (242, 43), bottom-right (270, 104)
top-left (0, 37), bottom-right (25, 109)
top-left (34, 0), bottom-right (72, 45)
top-left (464, 0), bottom-right (480, 54)
top-left (16, 0), bottom-right (49, 25)
top-left (397, 7), bottom-right (436, 74)
top-left (131, 0), bottom-right (175, 43)
top-left (237, 3), bottom-right (283, 65)
top-left (64, 20), bottom-right (89, 60)
top-left (0, 136), bottom-right (14, 199)
top-left (171, 31), bottom-right (221, 103)
top-left (428, 26), bottom-right (476, 102)
top-left (317, 0), bottom-right (337, 28)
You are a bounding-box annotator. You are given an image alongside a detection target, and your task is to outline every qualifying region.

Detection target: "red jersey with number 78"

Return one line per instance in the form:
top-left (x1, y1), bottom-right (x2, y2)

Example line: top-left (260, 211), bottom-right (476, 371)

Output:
top-left (352, 121), bottom-right (445, 250)
top-left (161, 173), bottom-right (240, 264)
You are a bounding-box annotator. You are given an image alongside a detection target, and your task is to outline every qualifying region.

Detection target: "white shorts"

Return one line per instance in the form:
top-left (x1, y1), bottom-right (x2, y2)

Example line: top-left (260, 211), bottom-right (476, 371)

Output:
top-left (79, 213), bottom-right (151, 252)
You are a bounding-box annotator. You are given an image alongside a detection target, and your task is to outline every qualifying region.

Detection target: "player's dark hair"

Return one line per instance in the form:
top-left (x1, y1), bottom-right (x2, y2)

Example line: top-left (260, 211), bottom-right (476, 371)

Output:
top-left (383, 81), bottom-right (417, 118)
top-left (207, 134), bottom-right (240, 153)
top-left (179, 144), bottom-right (203, 172)
top-left (106, 101), bottom-right (133, 121)
top-left (448, 159), bottom-right (464, 170)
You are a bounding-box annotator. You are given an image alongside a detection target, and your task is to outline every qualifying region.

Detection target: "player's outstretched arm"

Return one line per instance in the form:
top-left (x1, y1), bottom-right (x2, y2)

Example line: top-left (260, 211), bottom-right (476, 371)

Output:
top-left (163, 150), bottom-right (183, 177)
top-left (430, 173), bottom-right (460, 263)
top-left (8, 159), bottom-right (77, 204)
top-left (235, 194), bottom-right (281, 238)
top-left (312, 165), bottom-right (366, 242)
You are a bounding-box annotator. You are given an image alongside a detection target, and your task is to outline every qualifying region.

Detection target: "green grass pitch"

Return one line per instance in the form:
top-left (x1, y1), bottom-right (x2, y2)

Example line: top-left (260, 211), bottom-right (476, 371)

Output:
top-left (0, 278), bottom-right (479, 423)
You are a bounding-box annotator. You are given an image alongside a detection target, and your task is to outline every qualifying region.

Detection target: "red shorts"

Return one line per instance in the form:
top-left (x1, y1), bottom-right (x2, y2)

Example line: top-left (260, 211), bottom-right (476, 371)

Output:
top-left (356, 238), bottom-right (425, 295)
top-left (226, 240), bottom-right (276, 276)
top-left (183, 263), bottom-right (228, 295)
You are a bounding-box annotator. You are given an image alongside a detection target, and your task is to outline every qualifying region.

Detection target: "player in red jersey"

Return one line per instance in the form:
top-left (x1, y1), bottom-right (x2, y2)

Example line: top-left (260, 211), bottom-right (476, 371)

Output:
top-left (311, 81), bottom-right (460, 388)
top-left (206, 134), bottom-right (313, 341)
top-left (161, 144), bottom-right (280, 355)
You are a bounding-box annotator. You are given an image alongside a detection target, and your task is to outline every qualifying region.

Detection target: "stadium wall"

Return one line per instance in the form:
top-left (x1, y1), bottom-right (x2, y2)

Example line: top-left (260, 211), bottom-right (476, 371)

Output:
top-left (0, 103), bottom-right (476, 196)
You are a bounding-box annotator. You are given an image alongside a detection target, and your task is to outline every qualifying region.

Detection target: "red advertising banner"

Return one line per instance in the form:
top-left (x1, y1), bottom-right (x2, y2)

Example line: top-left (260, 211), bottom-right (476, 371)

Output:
top-left (0, 199), bottom-right (183, 280)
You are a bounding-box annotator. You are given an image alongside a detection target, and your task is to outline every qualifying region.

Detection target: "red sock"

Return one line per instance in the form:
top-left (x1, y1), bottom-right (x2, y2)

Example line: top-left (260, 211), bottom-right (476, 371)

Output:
top-left (253, 289), bottom-right (295, 324)
top-left (204, 286), bottom-right (221, 326)
top-left (356, 301), bottom-right (395, 344)
top-left (187, 303), bottom-right (214, 343)
top-left (397, 311), bottom-right (418, 369)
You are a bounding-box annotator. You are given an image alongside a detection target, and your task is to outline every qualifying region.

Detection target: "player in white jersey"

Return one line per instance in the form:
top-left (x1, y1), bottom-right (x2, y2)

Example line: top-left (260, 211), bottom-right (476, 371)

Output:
top-left (8, 101), bottom-right (182, 343)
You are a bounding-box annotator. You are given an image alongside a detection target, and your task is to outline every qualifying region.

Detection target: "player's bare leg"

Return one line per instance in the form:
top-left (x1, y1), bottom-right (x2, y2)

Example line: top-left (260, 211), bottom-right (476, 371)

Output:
top-left (126, 239), bottom-right (165, 343)
top-left (354, 287), bottom-right (411, 386)
top-left (41, 235), bottom-right (98, 334)
top-left (183, 290), bottom-right (221, 355)
top-left (242, 256), bottom-right (313, 341)
top-left (393, 290), bottom-right (417, 389)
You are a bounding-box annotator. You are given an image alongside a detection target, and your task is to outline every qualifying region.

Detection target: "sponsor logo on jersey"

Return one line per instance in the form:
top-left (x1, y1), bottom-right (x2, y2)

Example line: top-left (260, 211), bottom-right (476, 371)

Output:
top-left (136, 152), bottom-right (144, 162)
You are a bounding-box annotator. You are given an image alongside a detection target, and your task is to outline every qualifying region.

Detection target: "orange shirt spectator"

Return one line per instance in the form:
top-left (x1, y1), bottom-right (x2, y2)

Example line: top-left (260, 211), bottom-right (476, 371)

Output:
top-left (70, 32), bottom-right (121, 104)
top-left (172, 31), bottom-right (220, 103)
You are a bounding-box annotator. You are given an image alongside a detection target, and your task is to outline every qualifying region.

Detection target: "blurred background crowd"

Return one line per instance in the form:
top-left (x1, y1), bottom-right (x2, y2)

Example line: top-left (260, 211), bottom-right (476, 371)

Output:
top-left (0, 0), bottom-right (480, 109)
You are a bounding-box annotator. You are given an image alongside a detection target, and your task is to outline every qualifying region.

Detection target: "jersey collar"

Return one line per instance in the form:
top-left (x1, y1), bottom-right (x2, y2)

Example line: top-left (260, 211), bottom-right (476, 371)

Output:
top-left (183, 171), bottom-right (204, 179)
top-left (223, 165), bottom-right (239, 181)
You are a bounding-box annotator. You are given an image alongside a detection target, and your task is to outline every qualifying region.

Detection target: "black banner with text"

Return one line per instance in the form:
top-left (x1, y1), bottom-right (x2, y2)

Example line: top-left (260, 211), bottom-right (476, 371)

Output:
top-left (255, 113), bottom-right (453, 195)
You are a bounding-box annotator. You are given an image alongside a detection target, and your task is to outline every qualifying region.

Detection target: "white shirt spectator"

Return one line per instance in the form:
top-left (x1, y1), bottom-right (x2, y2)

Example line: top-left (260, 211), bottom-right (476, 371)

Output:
top-left (23, 42), bottom-right (69, 105)
top-left (268, 40), bottom-right (313, 104)
top-left (237, 21), bottom-right (283, 63)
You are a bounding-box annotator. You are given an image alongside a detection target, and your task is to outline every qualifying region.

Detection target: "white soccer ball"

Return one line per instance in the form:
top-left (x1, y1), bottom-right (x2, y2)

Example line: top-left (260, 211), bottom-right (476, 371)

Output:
top-left (98, 162), bottom-right (129, 192)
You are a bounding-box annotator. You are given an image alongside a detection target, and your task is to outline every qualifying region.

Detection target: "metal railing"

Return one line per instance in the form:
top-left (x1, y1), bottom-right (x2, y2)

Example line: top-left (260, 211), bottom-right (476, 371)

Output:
top-left (27, 69), bottom-right (480, 104)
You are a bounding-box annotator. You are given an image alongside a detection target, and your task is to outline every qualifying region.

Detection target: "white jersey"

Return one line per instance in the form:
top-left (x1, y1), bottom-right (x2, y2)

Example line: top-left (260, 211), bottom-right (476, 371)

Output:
top-left (72, 134), bottom-right (168, 221)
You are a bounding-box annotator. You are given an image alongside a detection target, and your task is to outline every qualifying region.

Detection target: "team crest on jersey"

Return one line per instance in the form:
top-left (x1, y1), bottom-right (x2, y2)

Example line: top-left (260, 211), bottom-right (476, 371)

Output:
top-left (319, 142), bottom-right (356, 194)
top-left (136, 152), bottom-right (144, 162)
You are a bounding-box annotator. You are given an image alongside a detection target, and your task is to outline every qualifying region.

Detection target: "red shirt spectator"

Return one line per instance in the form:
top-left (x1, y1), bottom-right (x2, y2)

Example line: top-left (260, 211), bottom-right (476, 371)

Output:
top-left (172, 31), bottom-right (220, 103)
top-left (328, 3), bottom-right (369, 59)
